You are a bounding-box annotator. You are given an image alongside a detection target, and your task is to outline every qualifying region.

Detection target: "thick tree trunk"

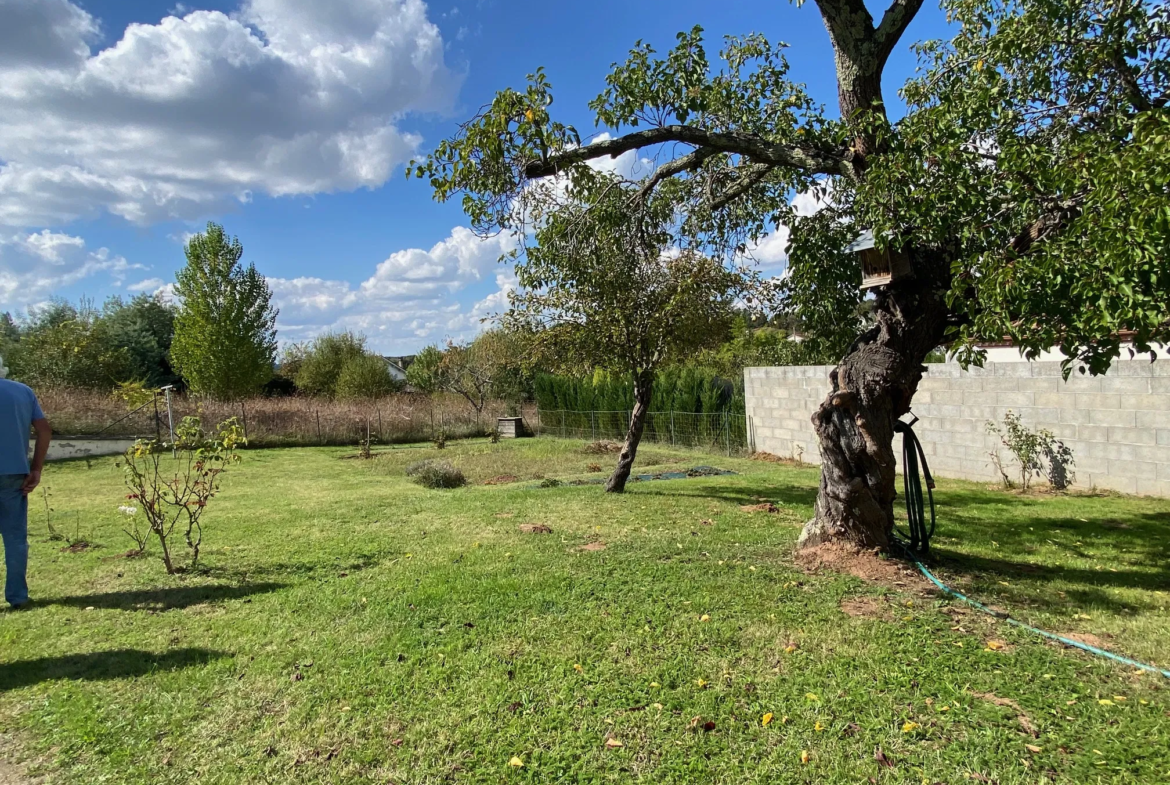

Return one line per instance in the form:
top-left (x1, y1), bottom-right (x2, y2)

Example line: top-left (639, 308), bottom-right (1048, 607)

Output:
top-left (797, 249), bottom-right (951, 551)
top-left (606, 372), bottom-right (653, 493)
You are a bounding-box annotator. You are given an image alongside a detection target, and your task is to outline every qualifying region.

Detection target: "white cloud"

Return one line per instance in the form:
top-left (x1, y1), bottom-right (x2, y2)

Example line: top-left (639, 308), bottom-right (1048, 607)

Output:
top-left (740, 181), bottom-right (835, 272)
top-left (268, 225), bottom-right (517, 352)
top-left (127, 277), bottom-right (165, 292)
top-left (0, 0), bottom-right (458, 227)
top-left (0, 229), bottom-right (143, 306)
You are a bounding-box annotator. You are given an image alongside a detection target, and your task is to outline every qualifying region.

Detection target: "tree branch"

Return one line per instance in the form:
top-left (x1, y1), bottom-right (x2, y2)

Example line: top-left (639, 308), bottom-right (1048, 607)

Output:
top-left (523, 125), bottom-right (846, 180)
top-left (708, 163), bottom-right (775, 211)
top-left (634, 147), bottom-right (720, 202)
top-left (873, 0), bottom-right (925, 66)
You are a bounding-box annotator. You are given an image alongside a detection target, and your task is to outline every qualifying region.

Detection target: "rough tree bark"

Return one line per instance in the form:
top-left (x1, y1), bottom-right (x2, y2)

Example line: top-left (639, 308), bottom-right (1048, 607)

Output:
top-left (606, 371), bottom-right (654, 493)
top-left (797, 249), bottom-right (951, 549)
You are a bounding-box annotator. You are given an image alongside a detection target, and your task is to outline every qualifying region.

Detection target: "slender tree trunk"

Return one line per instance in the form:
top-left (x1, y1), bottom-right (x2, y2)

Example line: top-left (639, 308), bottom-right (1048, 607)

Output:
top-left (797, 248), bottom-right (951, 550)
top-left (606, 371), bottom-right (654, 493)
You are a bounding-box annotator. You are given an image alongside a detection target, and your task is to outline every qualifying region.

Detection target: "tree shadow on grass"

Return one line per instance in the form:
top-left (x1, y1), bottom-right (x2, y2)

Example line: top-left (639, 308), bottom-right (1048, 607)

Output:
top-left (0, 648), bottom-right (227, 692)
top-left (632, 481), bottom-right (819, 509)
top-left (40, 582), bottom-right (284, 611)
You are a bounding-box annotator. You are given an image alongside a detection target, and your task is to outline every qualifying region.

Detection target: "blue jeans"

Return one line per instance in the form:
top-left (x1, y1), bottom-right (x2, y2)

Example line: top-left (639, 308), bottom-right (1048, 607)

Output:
top-left (0, 475), bottom-right (29, 606)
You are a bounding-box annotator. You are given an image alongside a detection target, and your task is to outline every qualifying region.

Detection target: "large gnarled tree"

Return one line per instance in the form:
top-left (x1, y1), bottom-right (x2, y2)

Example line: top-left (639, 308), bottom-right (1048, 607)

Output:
top-left (413, 0), bottom-right (1169, 551)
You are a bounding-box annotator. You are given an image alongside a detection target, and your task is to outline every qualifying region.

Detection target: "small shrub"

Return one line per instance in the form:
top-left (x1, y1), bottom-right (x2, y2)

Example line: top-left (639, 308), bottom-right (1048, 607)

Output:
top-left (406, 460), bottom-right (466, 489)
top-left (486, 427), bottom-right (501, 444)
top-left (986, 410), bottom-right (1075, 492)
top-left (540, 477), bottom-right (563, 488)
top-left (120, 416), bottom-right (245, 573)
top-left (586, 463), bottom-right (602, 472)
top-left (432, 430), bottom-right (448, 450)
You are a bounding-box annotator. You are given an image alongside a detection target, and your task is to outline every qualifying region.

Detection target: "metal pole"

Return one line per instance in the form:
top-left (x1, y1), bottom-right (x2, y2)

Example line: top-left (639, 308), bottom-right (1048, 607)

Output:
top-left (670, 409), bottom-right (675, 447)
top-left (316, 409), bottom-right (322, 444)
top-left (164, 387), bottom-right (176, 457)
top-left (724, 411), bottom-right (731, 457)
top-left (240, 400), bottom-right (248, 442)
top-left (591, 410), bottom-right (596, 441)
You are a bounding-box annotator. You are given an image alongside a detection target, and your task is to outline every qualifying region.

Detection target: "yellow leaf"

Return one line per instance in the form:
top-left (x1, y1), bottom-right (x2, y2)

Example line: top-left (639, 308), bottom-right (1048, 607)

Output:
top-left (902, 721), bottom-right (919, 733)
top-left (814, 722), bottom-right (825, 732)
top-left (1066, 700), bottom-right (1077, 705)
top-left (1026, 744), bottom-right (1042, 754)
top-left (781, 715), bottom-right (789, 724)
top-left (573, 664), bottom-right (583, 672)
top-left (784, 644), bottom-right (797, 654)
top-left (976, 59), bottom-right (985, 70)
top-left (805, 692), bottom-right (819, 701)
top-left (605, 738), bottom-right (623, 748)
top-left (986, 640), bottom-right (1005, 650)
top-left (925, 698), bottom-right (934, 706)
top-left (1112, 696), bottom-right (1126, 701)
top-left (649, 682), bottom-right (660, 688)
top-left (762, 713), bottom-right (773, 726)
top-left (524, 109), bottom-right (534, 123)
top-left (939, 706), bottom-right (950, 712)
top-left (700, 614), bottom-right (711, 622)
top-left (508, 756), bottom-right (524, 768)
top-left (696, 679), bottom-right (708, 688)
top-left (1098, 699), bottom-right (1113, 705)
top-left (800, 750), bottom-right (810, 764)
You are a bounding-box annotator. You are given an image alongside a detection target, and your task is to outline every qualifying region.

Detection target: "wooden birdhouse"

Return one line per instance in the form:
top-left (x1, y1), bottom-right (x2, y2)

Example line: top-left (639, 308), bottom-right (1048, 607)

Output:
top-left (847, 230), bottom-right (913, 290)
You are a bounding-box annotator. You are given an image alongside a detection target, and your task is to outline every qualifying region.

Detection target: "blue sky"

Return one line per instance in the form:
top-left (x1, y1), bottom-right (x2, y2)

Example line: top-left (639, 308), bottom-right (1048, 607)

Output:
top-left (0, 0), bottom-right (950, 354)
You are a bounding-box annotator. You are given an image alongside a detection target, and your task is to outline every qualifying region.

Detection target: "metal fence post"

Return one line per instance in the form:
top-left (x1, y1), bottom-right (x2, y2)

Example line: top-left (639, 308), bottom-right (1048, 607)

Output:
top-left (240, 400), bottom-right (249, 442)
top-left (315, 409), bottom-right (322, 444)
top-left (591, 410), bottom-right (596, 442)
top-left (561, 409), bottom-right (565, 438)
top-left (670, 409), bottom-right (675, 447)
top-left (724, 411), bottom-right (731, 457)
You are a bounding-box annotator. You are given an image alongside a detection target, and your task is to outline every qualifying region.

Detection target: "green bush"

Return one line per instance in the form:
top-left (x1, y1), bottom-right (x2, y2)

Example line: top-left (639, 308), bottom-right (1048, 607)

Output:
top-left (335, 354), bottom-right (401, 400)
top-left (295, 331), bottom-right (365, 397)
top-left (405, 460), bottom-right (466, 489)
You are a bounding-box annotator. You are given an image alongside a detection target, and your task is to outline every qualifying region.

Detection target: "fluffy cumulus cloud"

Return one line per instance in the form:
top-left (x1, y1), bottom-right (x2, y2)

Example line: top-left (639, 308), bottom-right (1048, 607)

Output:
top-left (0, 0), bottom-right (457, 227)
top-left (267, 226), bottom-right (519, 352)
top-left (0, 229), bottom-right (141, 305)
top-left (740, 182), bottom-right (835, 272)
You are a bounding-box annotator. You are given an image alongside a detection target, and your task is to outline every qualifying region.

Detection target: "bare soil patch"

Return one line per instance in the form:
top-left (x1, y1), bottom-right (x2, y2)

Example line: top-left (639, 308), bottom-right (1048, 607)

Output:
top-left (1060, 632), bottom-right (1107, 648)
top-left (972, 692), bottom-right (1038, 737)
top-left (577, 542), bottom-right (607, 552)
top-left (796, 543), bottom-right (931, 590)
top-left (483, 475), bottom-right (519, 486)
top-left (739, 503), bottom-right (780, 514)
top-left (839, 596), bottom-right (891, 620)
top-left (518, 524), bottom-right (552, 534)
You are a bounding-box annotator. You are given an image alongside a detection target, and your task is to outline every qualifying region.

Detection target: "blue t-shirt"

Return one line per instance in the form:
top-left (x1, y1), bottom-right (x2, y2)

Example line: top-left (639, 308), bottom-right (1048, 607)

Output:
top-left (0, 379), bottom-right (45, 475)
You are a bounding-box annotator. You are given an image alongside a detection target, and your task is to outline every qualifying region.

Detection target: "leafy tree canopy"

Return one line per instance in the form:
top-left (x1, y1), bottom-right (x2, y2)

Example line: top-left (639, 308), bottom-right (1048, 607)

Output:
top-left (171, 223), bottom-right (278, 399)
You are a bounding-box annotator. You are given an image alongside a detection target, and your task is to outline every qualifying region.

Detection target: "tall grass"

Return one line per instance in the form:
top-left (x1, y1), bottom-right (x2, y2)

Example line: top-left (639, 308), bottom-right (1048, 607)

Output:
top-left (35, 387), bottom-right (533, 447)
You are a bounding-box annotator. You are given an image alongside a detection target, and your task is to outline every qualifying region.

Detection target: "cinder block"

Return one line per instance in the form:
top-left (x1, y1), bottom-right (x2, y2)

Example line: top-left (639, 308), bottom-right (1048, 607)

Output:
top-left (981, 377), bottom-right (1021, 392)
top-left (1034, 392), bottom-right (1074, 409)
top-left (1093, 474), bottom-right (1138, 494)
top-left (1028, 362), bottom-right (1065, 378)
top-left (1059, 408), bottom-right (1091, 425)
top-left (996, 392), bottom-right (1035, 408)
top-left (1100, 442), bottom-right (1137, 461)
top-left (1099, 377), bottom-right (1151, 394)
top-left (1127, 394), bottom-right (1166, 410)
top-left (1136, 411), bottom-right (1164, 429)
top-left (1111, 361), bottom-right (1157, 377)
top-left (992, 363), bottom-right (1033, 377)
top-left (1134, 445), bottom-right (1170, 464)
top-left (1018, 377), bottom-right (1060, 392)
top-left (1057, 375), bottom-right (1103, 392)
top-left (1110, 426), bottom-right (1155, 446)
top-left (1071, 454), bottom-right (1110, 475)
top-left (1077, 425), bottom-right (1111, 443)
top-left (1159, 429), bottom-right (1170, 446)
top-left (1149, 377), bottom-right (1170, 393)
top-left (1108, 459), bottom-right (1158, 480)
top-left (1075, 393), bottom-right (1123, 410)
top-left (1087, 408), bottom-right (1137, 427)
top-left (1136, 479), bottom-right (1170, 498)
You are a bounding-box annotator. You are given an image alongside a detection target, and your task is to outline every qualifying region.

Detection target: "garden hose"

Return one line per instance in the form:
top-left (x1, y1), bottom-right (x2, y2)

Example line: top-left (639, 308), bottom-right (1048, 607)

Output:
top-left (894, 415), bottom-right (935, 554)
top-left (890, 414), bottom-right (1170, 678)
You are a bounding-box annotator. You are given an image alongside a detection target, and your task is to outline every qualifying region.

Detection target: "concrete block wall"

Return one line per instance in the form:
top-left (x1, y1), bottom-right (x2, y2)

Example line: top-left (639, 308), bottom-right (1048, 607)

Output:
top-left (744, 361), bottom-right (1170, 497)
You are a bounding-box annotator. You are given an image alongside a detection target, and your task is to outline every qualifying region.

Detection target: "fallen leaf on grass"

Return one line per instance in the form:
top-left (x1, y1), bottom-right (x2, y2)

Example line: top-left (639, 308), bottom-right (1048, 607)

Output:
top-left (699, 614), bottom-right (711, 622)
top-left (985, 640), bottom-right (1006, 650)
top-left (784, 644), bottom-right (798, 654)
top-left (519, 524), bottom-right (552, 534)
top-left (700, 518), bottom-right (714, 526)
top-left (508, 756), bottom-right (524, 767)
top-left (604, 738), bottom-right (624, 748)
top-left (578, 542), bottom-right (607, 552)
top-left (1025, 744), bottom-right (1042, 754)
top-left (805, 692), bottom-right (820, 701)
top-left (762, 713), bottom-right (774, 726)
top-left (573, 663), bottom-right (583, 672)
top-left (814, 722), bottom-right (825, 732)
top-left (696, 679), bottom-right (708, 688)
top-left (901, 721), bottom-right (919, 733)
top-left (739, 503), bottom-right (780, 513)
top-left (874, 747), bottom-right (893, 768)
top-left (800, 750), bottom-right (810, 764)
top-left (1098, 699), bottom-right (1114, 706)
top-left (390, 738), bottom-right (404, 747)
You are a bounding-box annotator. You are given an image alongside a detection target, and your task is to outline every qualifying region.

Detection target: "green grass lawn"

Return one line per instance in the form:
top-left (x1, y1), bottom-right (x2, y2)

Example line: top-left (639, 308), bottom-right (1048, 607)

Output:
top-left (1, 438), bottom-right (1167, 783)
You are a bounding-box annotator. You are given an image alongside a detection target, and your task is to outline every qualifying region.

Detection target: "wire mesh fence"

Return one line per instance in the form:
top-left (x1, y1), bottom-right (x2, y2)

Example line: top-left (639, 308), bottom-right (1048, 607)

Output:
top-left (36, 387), bottom-right (534, 448)
top-left (534, 409), bottom-right (754, 455)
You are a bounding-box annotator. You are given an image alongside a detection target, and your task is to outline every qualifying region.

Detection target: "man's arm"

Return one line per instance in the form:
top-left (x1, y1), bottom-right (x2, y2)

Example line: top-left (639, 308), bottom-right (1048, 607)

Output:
top-left (22, 417), bottom-right (51, 496)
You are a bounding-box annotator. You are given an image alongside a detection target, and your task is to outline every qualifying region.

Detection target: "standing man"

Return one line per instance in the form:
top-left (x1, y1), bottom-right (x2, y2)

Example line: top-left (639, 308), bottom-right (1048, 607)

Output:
top-left (0, 360), bottom-right (50, 609)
